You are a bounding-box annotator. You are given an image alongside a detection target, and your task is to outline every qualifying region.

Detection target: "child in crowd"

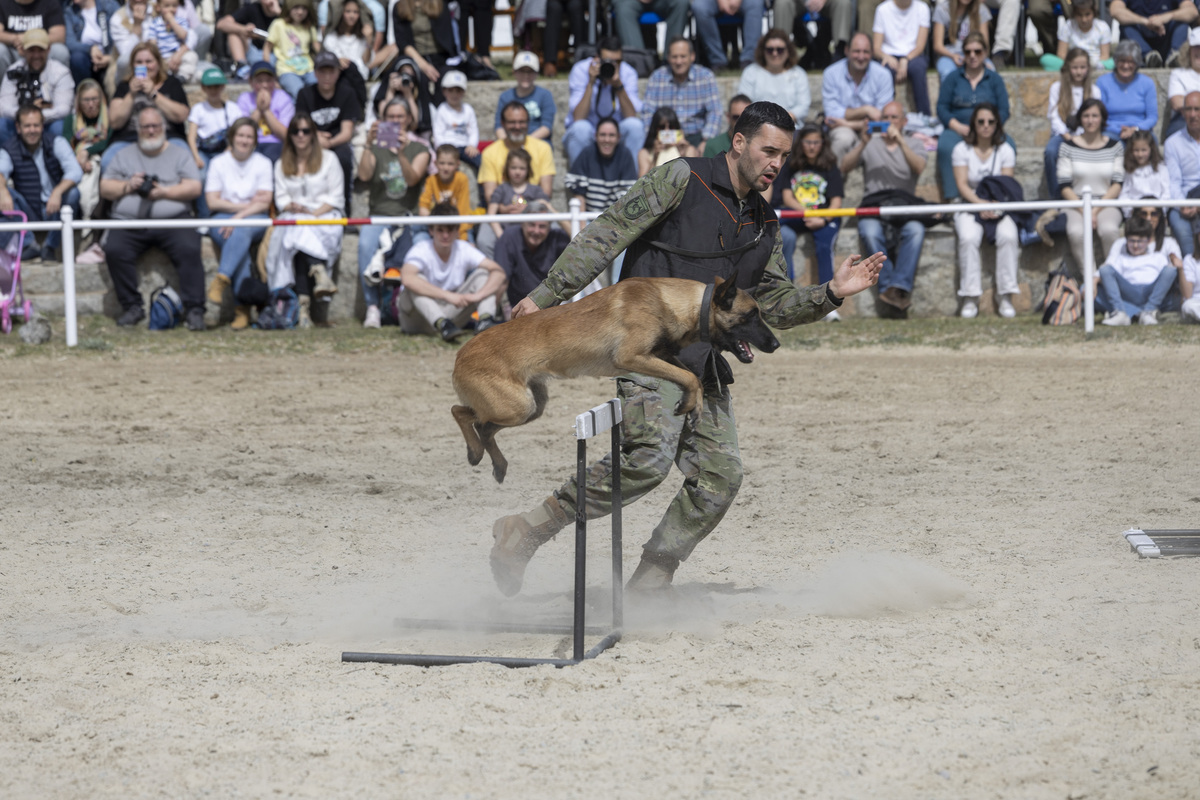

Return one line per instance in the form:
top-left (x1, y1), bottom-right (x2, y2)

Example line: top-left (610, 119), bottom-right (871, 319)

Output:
top-left (323, 0), bottom-right (372, 80)
top-left (144, 0), bottom-right (198, 81)
top-left (419, 144), bottom-right (474, 240)
top-left (432, 71), bottom-right (481, 171)
top-left (477, 148), bottom-right (550, 257)
top-left (931, 0), bottom-right (992, 81)
top-left (1041, 0), bottom-right (1112, 71)
top-left (1097, 215), bottom-right (1180, 326)
top-left (1182, 232), bottom-right (1200, 322)
top-left (265, 0), bottom-right (320, 99)
top-left (1119, 131), bottom-right (1170, 215)
top-left (1043, 47), bottom-right (1102, 204)
top-left (186, 68), bottom-right (243, 216)
top-left (63, 79), bottom-right (110, 263)
top-left (872, 0), bottom-right (932, 116)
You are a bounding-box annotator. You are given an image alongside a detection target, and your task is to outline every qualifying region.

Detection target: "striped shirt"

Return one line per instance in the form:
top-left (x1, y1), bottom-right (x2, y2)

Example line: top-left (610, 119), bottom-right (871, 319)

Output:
top-left (564, 144), bottom-right (639, 212)
top-left (1056, 138), bottom-right (1124, 196)
top-left (143, 9), bottom-right (191, 56)
top-left (640, 64), bottom-right (722, 140)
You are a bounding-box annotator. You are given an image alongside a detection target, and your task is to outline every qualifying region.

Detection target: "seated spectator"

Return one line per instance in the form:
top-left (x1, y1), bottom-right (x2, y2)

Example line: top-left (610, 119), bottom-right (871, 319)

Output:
top-left (611, 0), bottom-right (687, 54)
top-left (1098, 41), bottom-right (1159, 141)
top-left (295, 50), bottom-right (359, 216)
top-left (823, 32), bottom-right (895, 164)
top-left (61, 78), bottom-right (109, 253)
top-left (63, 0), bottom-right (118, 85)
top-left (204, 117), bottom-right (274, 330)
top-left (735, 30), bottom-right (810, 124)
top-left (103, 41), bottom-right (189, 170)
top-left (774, 0), bottom-right (856, 67)
top-left (265, 0), bottom-right (318, 99)
top-left (703, 94), bottom-right (751, 158)
top-left (216, 0), bottom-right (280, 80)
top-left (936, 32), bottom-right (1009, 199)
top-left (693, 0), bottom-right (763, 72)
top-left (399, 200), bottom-right (507, 341)
top-left (642, 38), bottom-right (721, 154)
top-left (493, 51), bottom-right (554, 148)
top-left (1119, 131), bottom-right (1170, 215)
top-left (1108, 0), bottom-right (1197, 68)
top-left (356, 99), bottom-right (431, 328)
top-left (872, 0), bottom-right (931, 117)
top-left (768, 124), bottom-right (843, 311)
top-left (1180, 231), bottom-right (1200, 321)
top-left (1045, 48), bottom-right (1101, 200)
top-left (565, 116), bottom-right (638, 212)
top-left (1165, 29), bottom-right (1200, 140)
top-left (1097, 215), bottom-right (1180, 325)
top-left (1057, 98), bottom-right (1125, 280)
top-left (478, 148), bottom-right (550, 258)
top-left (932, 0), bottom-right (992, 81)
top-left (482, 101), bottom-right (555, 202)
top-left (1040, 0), bottom-right (1112, 71)
top-left (952, 102), bottom-right (1019, 319)
top-left (186, 67), bottom-right (241, 216)
top-left (1132, 204), bottom-right (1176, 252)
top-left (840, 100), bottom-right (928, 317)
top-left (266, 112), bottom-right (345, 328)
top-left (0, 0), bottom-right (70, 74)
top-left (432, 70), bottom-right (480, 171)
top-left (143, 0), bottom-right (197, 82)
top-left (0, 29), bottom-right (73, 140)
top-left (98, 104), bottom-right (204, 330)
top-left (322, 0), bottom-right (372, 86)
top-left (318, 0), bottom-right (385, 53)
top-left (638, 107), bottom-right (699, 177)
top-left (456, 0), bottom-right (493, 70)
top-left (378, 0), bottom-right (458, 105)
top-left (1165, 91), bottom-right (1200, 256)
top-left (984, 0), bottom-right (1020, 68)
top-left (0, 104), bottom-right (80, 262)
top-left (526, 0), bottom-right (582, 78)
top-left (565, 35), bottom-right (645, 167)
top-left (419, 144), bottom-right (473, 239)
top-left (373, 57), bottom-right (429, 134)
top-left (493, 201), bottom-right (571, 311)
top-left (236, 61), bottom-right (294, 161)
top-left (110, 0), bottom-right (147, 78)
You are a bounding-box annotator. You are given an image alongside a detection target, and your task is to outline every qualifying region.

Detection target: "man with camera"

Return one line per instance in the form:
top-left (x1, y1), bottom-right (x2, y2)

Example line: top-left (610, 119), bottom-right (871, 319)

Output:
top-left (0, 103), bottom-right (80, 263)
top-left (0, 0), bottom-right (70, 74)
top-left (100, 104), bottom-right (205, 331)
top-left (0, 28), bottom-right (73, 141)
top-left (565, 36), bottom-right (645, 167)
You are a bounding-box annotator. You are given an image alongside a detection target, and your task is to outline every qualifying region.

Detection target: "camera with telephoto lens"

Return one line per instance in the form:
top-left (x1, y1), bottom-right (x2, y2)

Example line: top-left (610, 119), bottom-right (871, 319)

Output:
top-left (136, 174), bottom-right (158, 198)
top-left (399, 72), bottom-right (414, 88)
top-left (9, 68), bottom-right (42, 107)
top-left (599, 59), bottom-right (616, 82)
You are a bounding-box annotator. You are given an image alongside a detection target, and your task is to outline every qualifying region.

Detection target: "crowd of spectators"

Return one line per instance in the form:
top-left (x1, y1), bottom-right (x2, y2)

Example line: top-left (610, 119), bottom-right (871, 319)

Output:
top-left (6, 0), bottom-right (1200, 332)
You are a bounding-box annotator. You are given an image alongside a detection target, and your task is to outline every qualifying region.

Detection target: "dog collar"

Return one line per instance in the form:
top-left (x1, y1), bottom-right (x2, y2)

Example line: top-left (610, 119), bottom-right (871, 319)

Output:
top-left (698, 282), bottom-right (714, 344)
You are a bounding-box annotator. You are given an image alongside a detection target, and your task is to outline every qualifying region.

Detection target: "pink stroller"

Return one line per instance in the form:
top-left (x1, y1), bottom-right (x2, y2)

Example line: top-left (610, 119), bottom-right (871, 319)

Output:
top-left (0, 210), bottom-right (33, 334)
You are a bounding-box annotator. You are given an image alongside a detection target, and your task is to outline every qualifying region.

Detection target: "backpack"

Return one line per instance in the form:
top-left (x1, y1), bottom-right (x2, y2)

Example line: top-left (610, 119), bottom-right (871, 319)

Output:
top-left (254, 287), bottom-right (299, 330)
top-left (1041, 267), bottom-right (1082, 326)
top-left (148, 285), bottom-right (183, 330)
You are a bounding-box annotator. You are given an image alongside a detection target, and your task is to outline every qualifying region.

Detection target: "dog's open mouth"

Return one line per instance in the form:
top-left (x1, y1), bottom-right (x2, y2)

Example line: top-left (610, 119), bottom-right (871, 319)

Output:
top-left (733, 340), bottom-right (755, 363)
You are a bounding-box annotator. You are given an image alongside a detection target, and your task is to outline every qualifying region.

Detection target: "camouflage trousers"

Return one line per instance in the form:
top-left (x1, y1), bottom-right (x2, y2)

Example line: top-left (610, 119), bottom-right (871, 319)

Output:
top-left (552, 372), bottom-right (742, 562)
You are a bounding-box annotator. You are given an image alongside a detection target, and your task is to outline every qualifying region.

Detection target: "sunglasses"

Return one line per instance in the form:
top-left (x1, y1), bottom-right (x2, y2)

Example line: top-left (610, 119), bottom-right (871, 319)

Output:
top-left (765, 46), bottom-right (787, 55)
top-left (975, 118), bottom-right (997, 126)
top-left (294, 127), bottom-right (313, 135)
top-left (964, 47), bottom-right (985, 55)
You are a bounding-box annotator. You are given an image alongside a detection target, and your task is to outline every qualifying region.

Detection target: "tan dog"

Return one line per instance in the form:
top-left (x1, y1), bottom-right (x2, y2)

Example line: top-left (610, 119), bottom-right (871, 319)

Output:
top-left (451, 276), bottom-right (781, 483)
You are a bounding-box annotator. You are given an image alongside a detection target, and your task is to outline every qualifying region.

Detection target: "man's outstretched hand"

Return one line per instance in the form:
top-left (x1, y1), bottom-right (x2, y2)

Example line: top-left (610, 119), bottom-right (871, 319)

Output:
top-left (828, 251), bottom-right (886, 300)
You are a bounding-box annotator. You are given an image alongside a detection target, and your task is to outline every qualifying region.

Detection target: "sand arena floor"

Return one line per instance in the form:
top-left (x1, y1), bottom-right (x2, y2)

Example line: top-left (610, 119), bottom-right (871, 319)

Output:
top-left (2, 340), bottom-right (1199, 798)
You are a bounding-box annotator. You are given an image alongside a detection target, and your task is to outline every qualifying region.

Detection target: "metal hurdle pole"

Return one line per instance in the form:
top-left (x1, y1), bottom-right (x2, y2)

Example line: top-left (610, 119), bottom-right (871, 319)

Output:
top-left (342, 398), bottom-right (625, 668)
top-left (60, 206), bottom-right (78, 347)
top-left (1082, 186), bottom-right (1095, 333)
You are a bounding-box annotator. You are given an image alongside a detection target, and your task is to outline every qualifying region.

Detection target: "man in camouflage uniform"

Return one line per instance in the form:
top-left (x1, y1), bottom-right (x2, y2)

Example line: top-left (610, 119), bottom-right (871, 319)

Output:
top-left (491, 102), bottom-right (886, 596)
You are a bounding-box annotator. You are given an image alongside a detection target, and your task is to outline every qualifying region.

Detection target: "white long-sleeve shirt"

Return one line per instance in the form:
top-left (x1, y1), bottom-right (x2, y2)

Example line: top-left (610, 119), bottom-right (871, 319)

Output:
top-left (736, 64), bottom-right (811, 123)
top-left (1118, 163), bottom-right (1171, 216)
top-left (432, 102), bottom-right (479, 150)
top-left (0, 58), bottom-right (75, 123)
top-left (274, 149), bottom-right (345, 213)
top-left (1047, 80), bottom-right (1102, 137)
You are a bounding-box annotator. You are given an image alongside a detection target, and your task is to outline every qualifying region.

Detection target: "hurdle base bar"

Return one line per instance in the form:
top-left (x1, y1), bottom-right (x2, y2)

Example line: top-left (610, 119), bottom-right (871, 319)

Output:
top-left (392, 617), bottom-right (611, 636)
top-left (1122, 528), bottom-right (1200, 558)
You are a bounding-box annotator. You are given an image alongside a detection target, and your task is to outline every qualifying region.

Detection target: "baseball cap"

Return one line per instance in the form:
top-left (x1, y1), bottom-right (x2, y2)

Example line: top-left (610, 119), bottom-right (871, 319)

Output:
top-left (200, 67), bottom-right (228, 86)
top-left (21, 28), bottom-right (49, 50)
top-left (512, 51), bottom-right (539, 72)
top-left (313, 50), bottom-right (340, 70)
top-left (250, 60), bottom-right (276, 77)
top-left (442, 70), bottom-right (467, 90)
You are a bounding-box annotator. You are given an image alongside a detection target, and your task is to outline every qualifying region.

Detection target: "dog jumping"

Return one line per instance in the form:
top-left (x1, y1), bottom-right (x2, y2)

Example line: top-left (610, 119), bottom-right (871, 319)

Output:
top-left (451, 276), bottom-right (781, 483)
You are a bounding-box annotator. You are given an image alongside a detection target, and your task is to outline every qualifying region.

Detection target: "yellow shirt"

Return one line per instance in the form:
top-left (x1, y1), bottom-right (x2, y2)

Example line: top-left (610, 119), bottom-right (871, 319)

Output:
top-left (478, 137), bottom-right (556, 187)
top-left (267, 19), bottom-right (315, 76)
top-left (419, 171), bottom-right (473, 239)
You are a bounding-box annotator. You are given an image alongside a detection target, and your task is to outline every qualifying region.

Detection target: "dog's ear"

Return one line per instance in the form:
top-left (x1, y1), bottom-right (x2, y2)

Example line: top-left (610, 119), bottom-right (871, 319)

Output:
top-left (713, 276), bottom-right (738, 311)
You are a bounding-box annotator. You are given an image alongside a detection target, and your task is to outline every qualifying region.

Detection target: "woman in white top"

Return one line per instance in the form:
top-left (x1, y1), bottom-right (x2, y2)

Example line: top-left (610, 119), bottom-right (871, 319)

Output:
top-left (1045, 48), bottom-right (1101, 200)
top-left (735, 30), bottom-right (810, 123)
top-left (1166, 33), bottom-right (1200, 140)
top-left (1056, 98), bottom-right (1125, 280)
top-left (872, 0), bottom-right (931, 116)
top-left (267, 112), bottom-right (345, 327)
top-left (952, 102), bottom-right (1018, 318)
top-left (931, 0), bottom-right (991, 81)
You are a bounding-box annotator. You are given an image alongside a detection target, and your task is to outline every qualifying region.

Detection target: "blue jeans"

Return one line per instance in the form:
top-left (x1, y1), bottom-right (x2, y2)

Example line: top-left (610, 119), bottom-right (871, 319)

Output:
top-left (858, 217), bottom-right (925, 293)
top-left (277, 71), bottom-right (317, 100)
top-left (358, 223), bottom-right (415, 308)
top-left (564, 117), bottom-right (645, 169)
top-left (1120, 20), bottom-right (1188, 60)
top-left (1096, 263), bottom-right (1177, 317)
top-left (1044, 133), bottom-right (1064, 200)
top-left (1168, 208), bottom-right (1199, 258)
top-left (692, 0), bottom-right (764, 69)
top-left (100, 137), bottom-right (189, 171)
top-left (611, 0), bottom-right (689, 51)
top-left (208, 213), bottom-right (268, 299)
top-left (882, 54), bottom-right (930, 116)
top-left (780, 218), bottom-right (839, 283)
top-left (8, 185), bottom-right (80, 254)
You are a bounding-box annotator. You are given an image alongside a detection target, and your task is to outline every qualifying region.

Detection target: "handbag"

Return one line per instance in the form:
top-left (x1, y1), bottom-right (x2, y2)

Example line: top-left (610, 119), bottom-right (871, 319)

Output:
top-left (197, 106), bottom-right (231, 154)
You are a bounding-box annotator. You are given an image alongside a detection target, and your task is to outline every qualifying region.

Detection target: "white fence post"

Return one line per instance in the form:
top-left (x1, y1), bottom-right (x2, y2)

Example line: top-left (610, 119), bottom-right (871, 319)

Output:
top-left (60, 206), bottom-right (78, 347)
top-left (569, 197), bottom-right (582, 238)
top-left (1081, 186), bottom-right (1094, 334)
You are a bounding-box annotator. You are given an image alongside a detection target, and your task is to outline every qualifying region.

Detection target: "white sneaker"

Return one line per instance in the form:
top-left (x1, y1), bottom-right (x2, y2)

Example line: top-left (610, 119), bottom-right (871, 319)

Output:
top-left (824, 309), bottom-right (841, 322)
top-left (998, 297), bottom-right (1016, 318)
top-left (1139, 309), bottom-right (1159, 325)
top-left (1102, 310), bottom-right (1131, 326)
top-left (76, 243), bottom-right (107, 264)
top-left (960, 299), bottom-right (979, 319)
top-left (363, 305), bottom-right (382, 328)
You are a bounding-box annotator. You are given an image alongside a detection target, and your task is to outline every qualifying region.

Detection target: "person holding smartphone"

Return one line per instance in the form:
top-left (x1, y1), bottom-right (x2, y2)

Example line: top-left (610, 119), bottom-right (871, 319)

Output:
top-left (637, 107), bottom-right (696, 177)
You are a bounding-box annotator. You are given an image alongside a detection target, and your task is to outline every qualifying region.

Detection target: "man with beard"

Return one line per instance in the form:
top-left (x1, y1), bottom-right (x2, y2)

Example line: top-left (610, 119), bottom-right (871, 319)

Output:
top-left (235, 61), bottom-right (294, 161)
top-left (99, 104), bottom-right (204, 330)
top-left (488, 101), bottom-right (887, 597)
top-left (478, 100), bottom-right (555, 204)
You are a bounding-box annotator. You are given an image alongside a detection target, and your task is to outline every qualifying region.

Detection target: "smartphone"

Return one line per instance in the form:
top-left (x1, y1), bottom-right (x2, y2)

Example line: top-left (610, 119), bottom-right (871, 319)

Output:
top-left (376, 121), bottom-right (401, 149)
top-left (867, 121), bottom-right (890, 134)
top-left (252, 27), bottom-right (270, 39)
top-left (134, 65), bottom-right (148, 80)
top-left (658, 129), bottom-right (678, 145)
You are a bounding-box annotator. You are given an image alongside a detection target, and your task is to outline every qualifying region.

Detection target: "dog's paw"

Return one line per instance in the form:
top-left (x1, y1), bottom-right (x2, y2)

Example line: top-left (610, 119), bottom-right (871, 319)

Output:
top-left (466, 446), bottom-right (484, 466)
top-left (492, 459), bottom-right (508, 484)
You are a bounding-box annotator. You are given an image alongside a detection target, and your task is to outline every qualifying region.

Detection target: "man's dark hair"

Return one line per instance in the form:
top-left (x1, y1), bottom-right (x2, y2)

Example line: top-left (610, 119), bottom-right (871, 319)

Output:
top-left (1124, 215), bottom-right (1154, 240)
top-left (597, 35), bottom-right (622, 54)
top-left (430, 200), bottom-right (459, 219)
top-left (595, 115), bottom-right (619, 134)
top-left (666, 36), bottom-right (692, 54)
top-left (728, 93), bottom-right (751, 110)
top-left (501, 100), bottom-right (529, 122)
top-left (732, 101), bottom-right (795, 143)
top-left (15, 104), bottom-right (43, 125)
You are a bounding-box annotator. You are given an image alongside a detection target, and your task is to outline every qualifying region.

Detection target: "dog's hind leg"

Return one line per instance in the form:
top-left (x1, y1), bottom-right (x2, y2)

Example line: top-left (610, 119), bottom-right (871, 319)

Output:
top-left (525, 379), bottom-right (550, 424)
top-left (476, 422), bottom-right (509, 483)
top-left (451, 405), bottom-right (486, 466)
